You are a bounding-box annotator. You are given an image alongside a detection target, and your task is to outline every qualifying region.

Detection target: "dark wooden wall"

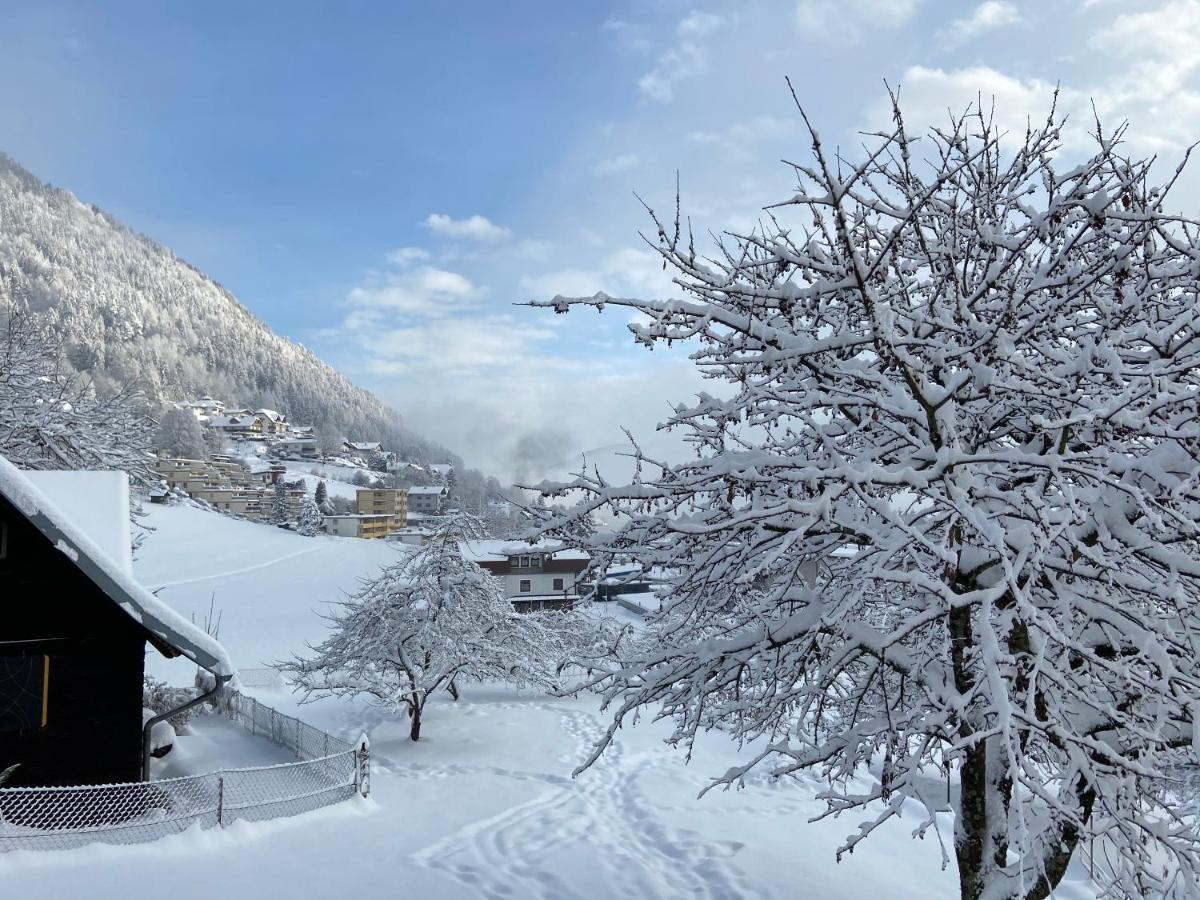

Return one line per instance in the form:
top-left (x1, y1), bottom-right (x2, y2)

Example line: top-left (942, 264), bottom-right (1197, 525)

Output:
top-left (0, 494), bottom-right (147, 788)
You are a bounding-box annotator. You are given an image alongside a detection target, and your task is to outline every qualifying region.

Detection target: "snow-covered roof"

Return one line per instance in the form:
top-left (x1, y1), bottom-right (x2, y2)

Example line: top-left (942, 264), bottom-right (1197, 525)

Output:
top-left (460, 540), bottom-right (591, 563)
top-left (407, 485), bottom-right (447, 496)
top-left (0, 456), bottom-right (234, 678)
top-left (24, 470), bottom-right (133, 576)
top-left (256, 409), bottom-right (285, 422)
top-left (209, 414), bottom-right (260, 428)
top-left (346, 441), bottom-right (382, 452)
top-left (429, 464), bottom-right (453, 476)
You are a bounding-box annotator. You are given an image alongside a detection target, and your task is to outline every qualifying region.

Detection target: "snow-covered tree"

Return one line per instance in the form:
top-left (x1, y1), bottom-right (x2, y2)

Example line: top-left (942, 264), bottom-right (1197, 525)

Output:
top-left (271, 477), bottom-right (291, 526)
top-left (314, 479), bottom-right (332, 514)
top-left (0, 309), bottom-right (154, 484)
top-left (153, 407), bottom-right (207, 460)
top-left (282, 516), bottom-right (569, 741)
top-left (297, 496), bottom-right (324, 536)
top-left (535, 99), bottom-right (1200, 900)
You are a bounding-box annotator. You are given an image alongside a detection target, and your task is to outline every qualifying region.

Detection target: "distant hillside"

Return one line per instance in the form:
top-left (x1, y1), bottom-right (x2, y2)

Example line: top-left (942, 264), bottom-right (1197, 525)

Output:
top-left (0, 154), bottom-right (455, 465)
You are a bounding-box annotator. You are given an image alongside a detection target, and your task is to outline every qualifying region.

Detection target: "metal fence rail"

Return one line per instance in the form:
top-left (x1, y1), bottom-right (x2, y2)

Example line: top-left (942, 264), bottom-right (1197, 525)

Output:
top-left (0, 691), bottom-right (368, 853)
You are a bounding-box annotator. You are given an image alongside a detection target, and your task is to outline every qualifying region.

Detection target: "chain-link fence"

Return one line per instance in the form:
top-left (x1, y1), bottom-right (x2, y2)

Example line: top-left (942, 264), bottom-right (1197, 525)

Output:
top-left (0, 691), bottom-right (368, 853)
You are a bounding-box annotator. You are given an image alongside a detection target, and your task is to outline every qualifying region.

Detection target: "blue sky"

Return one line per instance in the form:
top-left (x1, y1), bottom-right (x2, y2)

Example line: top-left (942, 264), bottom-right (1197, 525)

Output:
top-left (3, 0), bottom-right (1199, 479)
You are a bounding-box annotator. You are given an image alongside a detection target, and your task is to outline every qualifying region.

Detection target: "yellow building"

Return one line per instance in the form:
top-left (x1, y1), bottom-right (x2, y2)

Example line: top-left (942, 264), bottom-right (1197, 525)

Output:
top-left (355, 488), bottom-right (407, 532)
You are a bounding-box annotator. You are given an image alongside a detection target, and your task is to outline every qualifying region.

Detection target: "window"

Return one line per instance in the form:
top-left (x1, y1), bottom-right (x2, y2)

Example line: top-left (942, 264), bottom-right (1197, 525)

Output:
top-left (518, 556), bottom-right (529, 568)
top-left (519, 579), bottom-right (532, 593)
top-left (553, 578), bottom-right (564, 591)
top-left (0, 655), bottom-right (49, 732)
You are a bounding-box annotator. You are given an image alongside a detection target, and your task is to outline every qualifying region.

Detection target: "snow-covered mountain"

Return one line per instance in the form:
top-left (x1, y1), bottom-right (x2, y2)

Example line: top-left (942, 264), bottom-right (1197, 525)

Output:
top-left (0, 154), bottom-right (453, 463)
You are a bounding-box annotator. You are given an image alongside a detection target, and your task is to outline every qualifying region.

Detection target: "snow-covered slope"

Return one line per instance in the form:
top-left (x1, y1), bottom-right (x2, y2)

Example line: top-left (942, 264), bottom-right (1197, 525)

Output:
top-left (134, 503), bottom-right (399, 671)
top-left (0, 154), bottom-right (452, 464)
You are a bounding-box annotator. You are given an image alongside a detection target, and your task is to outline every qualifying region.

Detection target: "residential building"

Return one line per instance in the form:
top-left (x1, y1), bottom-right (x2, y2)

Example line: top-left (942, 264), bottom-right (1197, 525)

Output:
top-left (356, 488), bottom-right (407, 531)
top-left (187, 396), bottom-right (225, 420)
top-left (407, 484), bottom-right (448, 515)
top-left (208, 413), bottom-right (264, 438)
top-left (323, 514), bottom-right (393, 540)
top-left (274, 437), bottom-right (319, 459)
top-left (0, 461), bottom-right (232, 788)
top-left (429, 463), bottom-right (453, 482)
top-left (462, 541), bottom-right (591, 611)
top-left (344, 440), bottom-right (382, 456)
top-left (255, 409), bottom-right (288, 435)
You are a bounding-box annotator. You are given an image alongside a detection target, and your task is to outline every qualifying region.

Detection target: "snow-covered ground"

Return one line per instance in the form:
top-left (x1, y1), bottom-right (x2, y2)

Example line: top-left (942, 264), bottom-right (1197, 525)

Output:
top-left (1, 504), bottom-right (1100, 898)
top-left (135, 503), bottom-right (400, 672)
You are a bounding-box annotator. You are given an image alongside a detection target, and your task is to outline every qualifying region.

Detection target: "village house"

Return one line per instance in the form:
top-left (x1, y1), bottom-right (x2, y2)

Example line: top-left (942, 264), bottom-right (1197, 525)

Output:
top-left (0, 459), bottom-right (233, 788)
top-left (208, 413), bottom-right (264, 438)
top-left (255, 409), bottom-right (288, 436)
top-left (406, 484), bottom-right (448, 516)
top-left (186, 396), bottom-right (225, 421)
top-left (462, 541), bottom-right (591, 611)
top-left (343, 440), bottom-right (382, 457)
top-left (274, 437), bottom-right (319, 459)
top-left (323, 513), bottom-right (393, 540)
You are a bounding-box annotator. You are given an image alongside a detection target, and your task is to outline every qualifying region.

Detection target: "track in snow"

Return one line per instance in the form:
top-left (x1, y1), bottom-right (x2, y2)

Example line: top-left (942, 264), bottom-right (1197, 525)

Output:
top-left (399, 702), bottom-right (760, 899)
top-left (145, 545), bottom-right (326, 591)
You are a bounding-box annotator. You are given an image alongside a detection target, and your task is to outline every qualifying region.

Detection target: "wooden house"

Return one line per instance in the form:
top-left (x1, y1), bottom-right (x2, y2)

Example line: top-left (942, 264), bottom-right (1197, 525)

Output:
top-left (0, 459), bottom-right (233, 789)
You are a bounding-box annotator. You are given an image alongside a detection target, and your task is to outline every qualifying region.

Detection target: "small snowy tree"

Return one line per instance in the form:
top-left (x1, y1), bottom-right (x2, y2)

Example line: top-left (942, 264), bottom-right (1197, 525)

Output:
top-left (0, 309), bottom-right (154, 484)
top-left (297, 496), bottom-right (324, 536)
top-left (535, 98), bottom-right (1200, 900)
top-left (314, 479), bottom-right (332, 514)
top-left (282, 516), bottom-right (564, 741)
top-left (154, 407), bottom-right (207, 460)
top-left (271, 477), bottom-right (291, 526)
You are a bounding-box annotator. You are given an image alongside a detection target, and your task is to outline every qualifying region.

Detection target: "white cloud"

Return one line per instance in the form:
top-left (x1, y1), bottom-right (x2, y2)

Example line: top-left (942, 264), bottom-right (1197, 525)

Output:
top-left (795, 0), bottom-right (920, 41)
top-left (423, 213), bottom-right (512, 242)
top-left (361, 314), bottom-right (557, 373)
top-left (346, 265), bottom-right (478, 317)
top-left (677, 11), bottom-right (726, 38)
top-left (940, 2), bottom-right (1021, 45)
top-left (520, 246), bottom-right (673, 301)
top-left (591, 153), bottom-right (640, 176)
top-left (637, 10), bottom-right (729, 102)
top-left (875, 65), bottom-right (1086, 147)
top-left (386, 246), bottom-right (430, 268)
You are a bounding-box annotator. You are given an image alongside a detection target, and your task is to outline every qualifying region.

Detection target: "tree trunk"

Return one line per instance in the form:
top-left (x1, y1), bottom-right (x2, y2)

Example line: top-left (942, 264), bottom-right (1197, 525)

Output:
top-left (409, 702), bottom-right (423, 741)
top-left (447, 679), bottom-right (460, 701)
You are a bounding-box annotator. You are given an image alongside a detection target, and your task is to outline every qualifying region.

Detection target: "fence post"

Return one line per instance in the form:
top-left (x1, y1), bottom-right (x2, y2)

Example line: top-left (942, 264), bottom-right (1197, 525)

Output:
top-left (357, 734), bottom-right (370, 798)
top-left (217, 776), bottom-right (225, 827)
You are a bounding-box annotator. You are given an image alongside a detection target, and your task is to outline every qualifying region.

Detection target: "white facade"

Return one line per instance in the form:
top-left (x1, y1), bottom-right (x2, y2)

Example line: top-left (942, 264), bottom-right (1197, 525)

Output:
top-left (501, 571), bottom-right (578, 598)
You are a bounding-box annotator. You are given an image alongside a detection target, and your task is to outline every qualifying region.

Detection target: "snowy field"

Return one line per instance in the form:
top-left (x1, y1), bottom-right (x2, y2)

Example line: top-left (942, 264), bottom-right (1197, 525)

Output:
top-left (1, 505), bottom-right (1100, 898)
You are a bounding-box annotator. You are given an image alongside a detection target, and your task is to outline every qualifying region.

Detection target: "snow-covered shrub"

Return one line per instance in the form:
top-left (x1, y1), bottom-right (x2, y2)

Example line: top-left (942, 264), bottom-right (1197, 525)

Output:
top-left (142, 676), bottom-right (200, 734)
top-left (297, 496), bottom-right (324, 536)
top-left (535, 98), bottom-right (1200, 900)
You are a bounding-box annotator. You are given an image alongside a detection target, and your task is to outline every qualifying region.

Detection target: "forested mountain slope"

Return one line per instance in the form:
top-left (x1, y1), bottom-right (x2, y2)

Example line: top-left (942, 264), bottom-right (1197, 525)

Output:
top-left (0, 154), bottom-right (454, 464)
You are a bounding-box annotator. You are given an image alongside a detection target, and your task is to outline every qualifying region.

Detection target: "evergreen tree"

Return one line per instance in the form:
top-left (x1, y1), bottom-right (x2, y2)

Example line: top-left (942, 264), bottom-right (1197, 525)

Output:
top-left (314, 479), bottom-right (331, 514)
top-left (271, 478), bottom-right (290, 526)
top-left (297, 496), bottom-right (324, 536)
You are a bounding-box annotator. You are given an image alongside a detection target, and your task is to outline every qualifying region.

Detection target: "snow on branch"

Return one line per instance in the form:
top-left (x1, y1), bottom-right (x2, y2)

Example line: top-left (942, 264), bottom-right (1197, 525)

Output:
top-left (532, 95), bottom-right (1200, 900)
